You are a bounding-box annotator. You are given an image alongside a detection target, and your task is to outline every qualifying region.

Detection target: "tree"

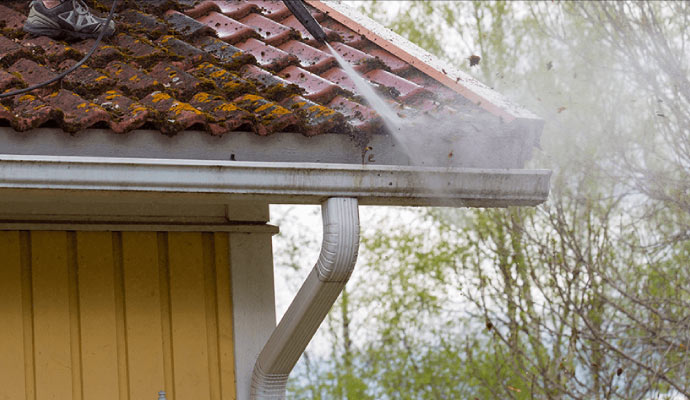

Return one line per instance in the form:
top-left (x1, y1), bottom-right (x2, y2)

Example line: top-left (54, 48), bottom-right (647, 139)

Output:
top-left (280, 1), bottom-right (690, 398)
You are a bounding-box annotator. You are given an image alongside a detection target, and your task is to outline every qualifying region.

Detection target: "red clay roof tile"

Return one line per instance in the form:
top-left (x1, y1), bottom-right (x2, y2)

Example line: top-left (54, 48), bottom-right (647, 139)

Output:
top-left (279, 14), bottom-right (337, 45)
top-left (59, 59), bottom-right (114, 97)
top-left (0, 4), bottom-right (26, 33)
top-left (281, 94), bottom-right (344, 135)
top-left (407, 97), bottom-right (441, 113)
top-left (233, 93), bottom-right (297, 135)
top-left (10, 94), bottom-right (57, 132)
top-left (245, 0), bottom-right (292, 21)
top-left (364, 69), bottom-right (428, 102)
top-left (326, 42), bottom-right (376, 73)
top-left (235, 38), bottom-right (297, 72)
top-left (70, 39), bottom-right (124, 68)
top-left (0, 103), bottom-right (13, 125)
top-left (46, 89), bottom-right (110, 133)
top-left (120, 9), bottom-right (170, 39)
top-left (0, 70), bottom-right (21, 92)
top-left (404, 71), bottom-right (458, 100)
top-left (320, 67), bottom-right (358, 95)
top-left (0, 0), bottom-right (518, 139)
top-left (8, 59), bottom-right (57, 91)
top-left (197, 11), bottom-right (257, 43)
top-left (165, 10), bottom-right (215, 39)
top-left (189, 91), bottom-right (254, 134)
top-left (187, 1), bottom-right (260, 20)
top-left (238, 12), bottom-right (295, 45)
top-left (157, 35), bottom-right (204, 59)
top-left (320, 19), bottom-right (366, 48)
top-left (278, 40), bottom-right (336, 74)
top-left (196, 37), bottom-right (255, 67)
top-left (140, 91), bottom-right (209, 135)
top-left (105, 61), bottom-right (164, 98)
top-left (327, 95), bottom-right (380, 132)
top-left (0, 36), bottom-right (26, 64)
top-left (113, 33), bottom-right (162, 60)
top-left (240, 64), bottom-right (300, 101)
top-left (278, 65), bottom-right (340, 103)
top-left (95, 90), bottom-right (151, 133)
top-left (190, 62), bottom-right (256, 99)
top-left (151, 63), bottom-right (208, 102)
top-left (20, 36), bottom-right (84, 67)
top-left (363, 45), bottom-right (412, 74)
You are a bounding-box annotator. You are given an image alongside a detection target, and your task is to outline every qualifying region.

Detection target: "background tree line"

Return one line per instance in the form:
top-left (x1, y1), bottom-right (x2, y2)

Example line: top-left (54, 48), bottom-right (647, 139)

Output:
top-left (272, 1), bottom-right (689, 398)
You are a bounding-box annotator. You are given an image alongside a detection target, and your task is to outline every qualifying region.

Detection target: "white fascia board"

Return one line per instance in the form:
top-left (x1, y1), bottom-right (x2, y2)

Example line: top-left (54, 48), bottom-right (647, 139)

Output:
top-left (0, 155), bottom-right (551, 207)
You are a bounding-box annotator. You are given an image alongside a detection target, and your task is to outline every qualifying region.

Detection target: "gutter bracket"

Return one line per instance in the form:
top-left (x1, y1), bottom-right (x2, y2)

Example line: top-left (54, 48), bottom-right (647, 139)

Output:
top-left (250, 197), bottom-right (360, 399)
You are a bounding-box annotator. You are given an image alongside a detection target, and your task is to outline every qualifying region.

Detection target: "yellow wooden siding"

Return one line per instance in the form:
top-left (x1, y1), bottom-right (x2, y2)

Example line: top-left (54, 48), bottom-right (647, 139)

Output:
top-left (0, 231), bottom-right (235, 400)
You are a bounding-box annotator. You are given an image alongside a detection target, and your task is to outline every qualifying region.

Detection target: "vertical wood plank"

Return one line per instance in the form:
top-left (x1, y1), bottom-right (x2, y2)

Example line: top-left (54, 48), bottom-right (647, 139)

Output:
top-left (122, 232), bottom-right (166, 400)
top-left (0, 231), bottom-right (27, 400)
top-left (168, 232), bottom-right (212, 400)
top-left (157, 233), bottom-right (175, 400)
top-left (112, 233), bottom-right (130, 400)
top-left (0, 229), bottom-right (237, 400)
top-left (67, 232), bottom-right (83, 400)
top-left (203, 234), bottom-right (221, 400)
top-left (214, 233), bottom-right (237, 400)
top-left (77, 232), bottom-right (119, 400)
top-left (31, 231), bottom-right (74, 400)
top-left (20, 232), bottom-right (37, 400)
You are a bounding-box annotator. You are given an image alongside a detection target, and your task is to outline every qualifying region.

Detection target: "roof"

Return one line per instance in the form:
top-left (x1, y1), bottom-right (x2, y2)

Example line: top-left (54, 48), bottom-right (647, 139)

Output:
top-left (0, 0), bottom-right (541, 143)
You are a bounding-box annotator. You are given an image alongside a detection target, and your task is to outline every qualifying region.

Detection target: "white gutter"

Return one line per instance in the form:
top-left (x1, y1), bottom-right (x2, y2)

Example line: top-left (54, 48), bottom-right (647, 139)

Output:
top-left (0, 155), bottom-right (551, 207)
top-left (0, 155), bottom-right (550, 398)
top-left (251, 197), bottom-right (359, 399)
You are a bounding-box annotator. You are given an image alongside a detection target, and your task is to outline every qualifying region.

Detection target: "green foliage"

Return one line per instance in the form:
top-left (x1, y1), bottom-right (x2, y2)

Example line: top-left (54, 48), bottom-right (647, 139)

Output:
top-left (282, 1), bottom-right (690, 399)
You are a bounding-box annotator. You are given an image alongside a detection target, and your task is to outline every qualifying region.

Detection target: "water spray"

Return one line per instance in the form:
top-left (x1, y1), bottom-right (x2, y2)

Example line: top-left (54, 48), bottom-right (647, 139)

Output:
top-left (283, 0), bottom-right (413, 155)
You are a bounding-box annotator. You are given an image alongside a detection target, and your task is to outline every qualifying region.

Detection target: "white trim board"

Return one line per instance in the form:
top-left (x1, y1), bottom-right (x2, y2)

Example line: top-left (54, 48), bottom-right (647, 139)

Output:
top-left (0, 222), bottom-right (279, 234)
top-left (0, 155), bottom-right (551, 208)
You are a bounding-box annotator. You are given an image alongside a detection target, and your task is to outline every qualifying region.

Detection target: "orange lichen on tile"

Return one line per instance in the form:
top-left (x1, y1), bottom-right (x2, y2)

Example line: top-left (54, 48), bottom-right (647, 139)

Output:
top-left (152, 92), bottom-right (172, 103)
top-left (170, 101), bottom-right (203, 115)
top-left (18, 94), bottom-right (36, 102)
top-left (0, 0), bottom-right (515, 137)
top-left (215, 103), bottom-right (239, 113)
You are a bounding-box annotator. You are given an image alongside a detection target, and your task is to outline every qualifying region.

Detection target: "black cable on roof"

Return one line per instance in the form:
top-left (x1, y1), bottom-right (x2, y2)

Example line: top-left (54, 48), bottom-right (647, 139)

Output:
top-left (0, 0), bottom-right (119, 99)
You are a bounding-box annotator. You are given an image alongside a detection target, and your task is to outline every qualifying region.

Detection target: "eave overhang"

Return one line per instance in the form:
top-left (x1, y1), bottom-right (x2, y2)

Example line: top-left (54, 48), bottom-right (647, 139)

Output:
top-left (0, 155), bottom-right (550, 208)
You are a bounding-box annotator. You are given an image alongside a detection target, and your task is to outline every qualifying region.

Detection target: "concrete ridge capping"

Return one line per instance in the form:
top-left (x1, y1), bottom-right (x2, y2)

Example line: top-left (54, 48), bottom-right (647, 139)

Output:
top-left (251, 197), bottom-right (359, 399)
top-left (308, 0), bottom-right (541, 123)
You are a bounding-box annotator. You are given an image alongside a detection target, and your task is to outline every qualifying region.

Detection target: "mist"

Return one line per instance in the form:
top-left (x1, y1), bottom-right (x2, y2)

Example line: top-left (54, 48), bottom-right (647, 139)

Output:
top-left (274, 1), bottom-right (690, 398)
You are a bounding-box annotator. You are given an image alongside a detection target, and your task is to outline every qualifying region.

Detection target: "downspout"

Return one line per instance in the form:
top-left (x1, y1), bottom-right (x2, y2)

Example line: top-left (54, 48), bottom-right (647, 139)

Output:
top-left (250, 197), bottom-right (360, 399)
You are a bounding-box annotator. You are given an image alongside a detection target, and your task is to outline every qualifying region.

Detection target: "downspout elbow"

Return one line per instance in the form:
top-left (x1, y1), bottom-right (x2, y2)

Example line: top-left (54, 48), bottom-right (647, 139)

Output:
top-left (250, 197), bottom-right (360, 399)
